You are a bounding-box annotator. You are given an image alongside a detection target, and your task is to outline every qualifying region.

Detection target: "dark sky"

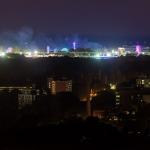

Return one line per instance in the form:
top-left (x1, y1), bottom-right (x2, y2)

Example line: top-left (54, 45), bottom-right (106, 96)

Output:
top-left (0, 0), bottom-right (150, 37)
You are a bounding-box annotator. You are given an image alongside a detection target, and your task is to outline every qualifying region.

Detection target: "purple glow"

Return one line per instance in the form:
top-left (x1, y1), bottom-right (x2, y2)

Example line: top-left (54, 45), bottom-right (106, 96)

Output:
top-left (136, 45), bottom-right (142, 56)
top-left (7, 47), bottom-right (13, 53)
top-left (73, 42), bottom-right (76, 50)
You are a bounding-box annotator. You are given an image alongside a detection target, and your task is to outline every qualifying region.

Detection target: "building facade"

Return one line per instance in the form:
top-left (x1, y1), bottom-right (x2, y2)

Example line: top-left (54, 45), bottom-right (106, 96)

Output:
top-left (0, 86), bottom-right (38, 109)
top-left (48, 78), bottom-right (72, 94)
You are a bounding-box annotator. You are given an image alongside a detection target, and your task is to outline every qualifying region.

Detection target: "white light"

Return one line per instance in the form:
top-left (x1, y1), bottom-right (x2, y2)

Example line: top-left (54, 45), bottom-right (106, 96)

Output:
top-left (26, 52), bottom-right (32, 57)
top-left (106, 52), bottom-right (111, 57)
top-left (34, 50), bottom-right (38, 55)
top-left (126, 51), bottom-right (131, 54)
top-left (112, 50), bottom-right (115, 54)
top-left (114, 51), bottom-right (119, 55)
top-left (95, 53), bottom-right (101, 59)
top-left (0, 52), bottom-right (6, 57)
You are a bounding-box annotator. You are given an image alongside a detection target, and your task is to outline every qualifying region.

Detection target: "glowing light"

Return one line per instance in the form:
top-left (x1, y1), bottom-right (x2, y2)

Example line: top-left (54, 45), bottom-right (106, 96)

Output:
top-left (126, 51), bottom-right (131, 54)
top-left (95, 53), bottom-right (100, 58)
top-left (118, 47), bottom-right (126, 56)
top-left (112, 49), bottom-right (115, 54)
top-left (26, 51), bottom-right (32, 57)
top-left (114, 51), bottom-right (119, 55)
top-left (125, 111), bottom-right (130, 115)
top-left (111, 50), bottom-right (119, 57)
top-left (106, 52), bottom-right (111, 57)
top-left (0, 52), bottom-right (6, 57)
top-left (7, 47), bottom-right (13, 53)
top-left (110, 83), bottom-right (116, 90)
top-left (61, 48), bottom-right (69, 52)
top-left (34, 50), bottom-right (38, 55)
top-left (47, 46), bottom-right (50, 54)
top-left (90, 89), bottom-right (97, 100)
top-left (73, 42), bottom-right (76, 50)
top-left (136, 45), bottom-right (142, 56)
top-left (142, 80), bottom-right (145, 85)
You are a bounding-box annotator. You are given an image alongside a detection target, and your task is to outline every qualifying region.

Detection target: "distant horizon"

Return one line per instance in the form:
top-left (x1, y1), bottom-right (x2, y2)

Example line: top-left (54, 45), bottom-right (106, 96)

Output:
top-left (0, 27), bottom-right (150, 49)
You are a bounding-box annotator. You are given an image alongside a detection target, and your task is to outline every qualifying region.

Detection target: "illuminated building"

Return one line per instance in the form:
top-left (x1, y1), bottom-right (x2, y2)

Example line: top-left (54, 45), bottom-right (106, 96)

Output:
top-left (136, 78), bottom-right (150, 88)
top-left (18, 88), bottom-right (37, 109)
top-left (48, 78), bottom-right (72, 95)
top-left (93, 110), bottom-right (105, 119)
top-left (115, 87), bottom-right (150, 107)
top-left (91, 90), bottom-right (116, 119)
top-left (0, 86), bottom-right (36, 109)
top-left (0, 86), bottom-right (33, 92)
top-left (115, 78), bottom-right (150, 116)
top-left (118, 47), bottom-right (126, 56)
top-left (115, 91), bottom-right (121, 106)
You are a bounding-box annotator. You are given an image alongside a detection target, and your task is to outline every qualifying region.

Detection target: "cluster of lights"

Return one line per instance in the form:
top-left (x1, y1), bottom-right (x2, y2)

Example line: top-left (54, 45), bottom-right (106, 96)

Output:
top-left (94, 51), bottom-right (118, 59)
top-left (0, 43), bottom-right (145, 59)
top-left (25, 50), bottom-right (39, 57)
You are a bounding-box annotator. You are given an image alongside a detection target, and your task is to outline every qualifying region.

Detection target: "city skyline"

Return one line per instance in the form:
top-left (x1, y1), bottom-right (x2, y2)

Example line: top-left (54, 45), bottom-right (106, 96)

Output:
top-left (0, 0), bottom-right (150, 148)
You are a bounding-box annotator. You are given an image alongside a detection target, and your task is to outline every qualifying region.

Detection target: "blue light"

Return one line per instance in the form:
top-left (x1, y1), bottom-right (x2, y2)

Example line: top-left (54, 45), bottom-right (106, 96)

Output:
top-left (73, 42), bottom-right (76, 50)
top-left (61, 48), bottom-right (69, 52)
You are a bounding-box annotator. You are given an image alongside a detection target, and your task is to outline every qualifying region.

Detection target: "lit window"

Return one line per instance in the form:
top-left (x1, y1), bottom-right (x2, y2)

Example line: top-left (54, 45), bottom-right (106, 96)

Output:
top-left (142, 80), bottom-right (145, 85)
top-left (110, 83), bottom-right (116, 90)
top-left (116, 95), bottom-right (120, 98)
top-left (126, 111), bottom-right (130, 115)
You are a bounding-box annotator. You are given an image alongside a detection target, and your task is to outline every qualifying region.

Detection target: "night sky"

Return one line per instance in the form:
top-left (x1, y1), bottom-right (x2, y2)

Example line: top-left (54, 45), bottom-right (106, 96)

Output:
top-left (0, 0), bottom-right (150, 37)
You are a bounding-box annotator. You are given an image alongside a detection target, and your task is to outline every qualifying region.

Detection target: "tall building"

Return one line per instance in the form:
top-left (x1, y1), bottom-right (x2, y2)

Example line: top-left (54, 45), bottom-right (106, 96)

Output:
top-left (115, 91), bottom-right (121, 107)
top-left (48, 78), bottom-right (72, 95)
top-left (116, 78), bottom-right (150, 113)
top-left (0, 86), bottom-right (38, 109)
